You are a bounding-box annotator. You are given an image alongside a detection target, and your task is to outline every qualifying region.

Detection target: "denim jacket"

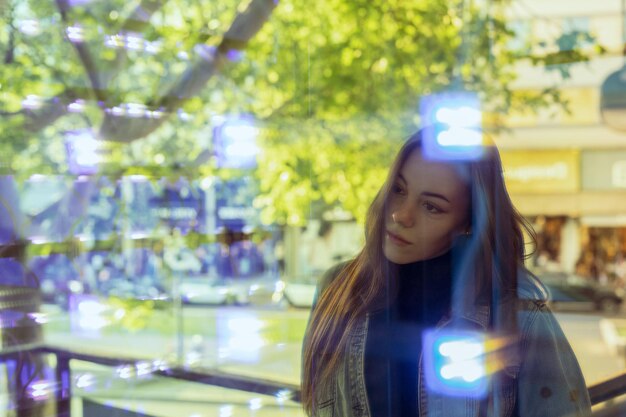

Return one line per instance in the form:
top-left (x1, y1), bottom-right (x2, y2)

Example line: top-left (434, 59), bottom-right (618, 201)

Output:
top-left (306, 265), bottom-right (592, 417)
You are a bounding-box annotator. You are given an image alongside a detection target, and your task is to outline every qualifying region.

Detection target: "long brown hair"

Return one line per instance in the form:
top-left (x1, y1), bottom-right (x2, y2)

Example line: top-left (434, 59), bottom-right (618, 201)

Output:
top-left (301, 130), bottom-right (541, 415)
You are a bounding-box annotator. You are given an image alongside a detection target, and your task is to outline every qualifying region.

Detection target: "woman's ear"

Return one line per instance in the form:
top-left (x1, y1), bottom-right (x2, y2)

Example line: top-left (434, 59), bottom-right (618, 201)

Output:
top-left (457, 220), bottom-right (472, 237)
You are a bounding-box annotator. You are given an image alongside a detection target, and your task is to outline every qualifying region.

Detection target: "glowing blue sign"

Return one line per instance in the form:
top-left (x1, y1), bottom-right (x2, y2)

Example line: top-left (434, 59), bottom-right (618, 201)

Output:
top-left (419, 92), bottom-right (485, 161)
top-left (65, 129), bottom-right (100, 175)
top-left (213, 115), bottom-right (259, 169)
top-left (423, 329), bottom-right (488, 398)
top-left (215, 177), bottom-right (260, 232)
top-left (149, 178), bottom-right (206, 234)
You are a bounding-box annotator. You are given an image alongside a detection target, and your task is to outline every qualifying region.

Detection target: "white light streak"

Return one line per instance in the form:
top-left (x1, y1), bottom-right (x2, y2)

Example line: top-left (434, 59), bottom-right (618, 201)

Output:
top-left (19, 20), bottom-right (41, 36)
top-left (22, 95), bottom-right (43, 110)
top-left (436, 127), bottom-right (482, 147)
top-left (435, 106), bottom-right (482, 127)
top-left (440, 361), bottom-right (485, 382)
top-left (68, 100), bottom-right (86, 113)
top-left (66, 25), bottom-right (85, 43)
top-left (219, 405), bottom-right (234, 417)
top-left (439, 340), bottom-right (484, 361)
top-left (75, 373), bottom-right (95, 389)
top-left (249, 398), bottom-right (262, 411)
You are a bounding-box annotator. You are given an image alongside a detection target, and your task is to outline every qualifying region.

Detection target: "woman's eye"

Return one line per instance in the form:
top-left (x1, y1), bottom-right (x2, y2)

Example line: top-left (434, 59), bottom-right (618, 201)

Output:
top-left (423, 202), bottom-right (443, 214)
top-left (392, 184), bottom-right (405, 194)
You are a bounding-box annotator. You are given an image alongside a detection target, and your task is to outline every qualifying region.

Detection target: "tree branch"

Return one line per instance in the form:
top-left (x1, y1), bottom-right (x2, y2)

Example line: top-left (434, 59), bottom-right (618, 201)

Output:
top-left (4, 19), bottom-right (15, 64)
top-left (10, 0), bottom-right (276, 141)
top-left (102, 0), bottom-right (164, 86)
top-left (55, 0), bottom-right (109, 102)
top-left (23, 98), bottom-right (72, 132)
top-left (98, 0), bottom-right (278, 142)
top-left (10, 0), bottom-right (165, 135)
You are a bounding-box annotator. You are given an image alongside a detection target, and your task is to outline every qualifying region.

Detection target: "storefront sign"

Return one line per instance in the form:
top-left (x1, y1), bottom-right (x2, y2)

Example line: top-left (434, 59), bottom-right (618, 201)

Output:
top-left (214, 177), bottom-right (260, 232)
top-left (582, 150), bottom-right (626, 190)
top-left (500, 150), bottom-right (580, 193)
top-left (150, 178), bottom-right (205, 234)
top-left (23, 176), bottom-right (115, 242)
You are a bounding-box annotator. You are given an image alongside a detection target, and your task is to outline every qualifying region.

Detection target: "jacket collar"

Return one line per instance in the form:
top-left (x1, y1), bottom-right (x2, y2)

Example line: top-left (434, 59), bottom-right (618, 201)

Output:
top-left (449, 294), bottom-right (521, 330)
top-left (454, 303), bottom-right (490, 329)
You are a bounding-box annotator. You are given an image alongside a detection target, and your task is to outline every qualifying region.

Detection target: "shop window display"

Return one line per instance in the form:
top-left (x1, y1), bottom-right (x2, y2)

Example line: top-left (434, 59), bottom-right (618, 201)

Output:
top-left (577, 227), bottom-right (626, 287)
top-left (530, 216), bottom-right (566, 271)
top-left (3, 0), bottom-right (626, 414)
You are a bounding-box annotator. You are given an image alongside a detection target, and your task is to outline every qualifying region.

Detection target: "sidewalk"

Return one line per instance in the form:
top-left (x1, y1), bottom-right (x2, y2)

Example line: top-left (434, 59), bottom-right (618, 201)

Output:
top-left (44, 329), bottom-right (302, 385)
top-left (600, 318), bottom-right (626, 363)
top-left (44, 331), bottom-right (304, 417)
top-left (39, 302), bottom-right (308, 417)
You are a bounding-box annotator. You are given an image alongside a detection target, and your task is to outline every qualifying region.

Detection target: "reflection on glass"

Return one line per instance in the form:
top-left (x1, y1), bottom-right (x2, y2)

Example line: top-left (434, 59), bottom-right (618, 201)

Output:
top-left (220, 314), bottom-right (265, 363)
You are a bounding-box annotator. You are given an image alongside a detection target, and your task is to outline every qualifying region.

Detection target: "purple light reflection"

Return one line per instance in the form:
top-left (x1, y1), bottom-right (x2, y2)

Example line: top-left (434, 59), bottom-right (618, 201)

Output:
top-left (22, 95), bottom-right (43, 110)
top-left (27, 380), bottom-right (55, 401)
top-left (225, 49), bottom-right (244, 62)
top-left (124, 32), bottom-right (145, 51)
top-left (177, 109), bottom-right (192, 121)
top-left (19, 20), bottom-right (41, 36)
top-left (68, 99), bottom-right (85, 113)
top-left (66, 25), bottom-right (85, 43)
top-left (75, 373), bottom-right (96, 389)
top-left (145, 40), bottom-right (162, 54)
top-left (65, 129), bottom-right (100, 175)
top-left (104, 34), bottom-right (124, 49)
top-left (194, 44), bottom-right (216, 62)
top-left (27, 312), bottom-right (49, 324)
top-left (125, 103), bottom-right (147, 118)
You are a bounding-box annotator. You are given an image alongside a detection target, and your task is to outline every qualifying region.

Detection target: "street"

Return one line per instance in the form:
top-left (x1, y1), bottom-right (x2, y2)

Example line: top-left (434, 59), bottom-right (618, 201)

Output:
top-left (556, 312), bottom-right (624, 386)
top-left (35, 305), bottom-right (626, 416)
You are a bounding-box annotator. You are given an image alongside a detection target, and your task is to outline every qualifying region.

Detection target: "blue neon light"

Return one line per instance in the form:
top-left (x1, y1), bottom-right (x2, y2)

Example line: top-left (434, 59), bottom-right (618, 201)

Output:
top-left (65, 129), bottom-right (100, 175)
top-left (213, 114), bottom-right (259, 169)
top-left (423, 329), bottom-right (488, 398)
top-left (419, 92), bottom-right (485, 161)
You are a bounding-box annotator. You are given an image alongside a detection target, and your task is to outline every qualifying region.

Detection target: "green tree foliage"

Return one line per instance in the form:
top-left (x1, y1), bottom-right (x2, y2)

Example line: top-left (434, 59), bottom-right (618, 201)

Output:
top-left (238, 0), bottom-right (598, 224)
top-left (0, 0), bottom-right (276, 178)
top-left (0, 0), bottom-right (598, 224)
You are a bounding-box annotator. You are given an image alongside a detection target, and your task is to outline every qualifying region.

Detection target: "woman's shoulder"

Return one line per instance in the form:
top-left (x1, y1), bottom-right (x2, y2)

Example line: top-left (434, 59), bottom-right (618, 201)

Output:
top-left (318, 260), bottom-right (352, 293)
top-left (516, 267), bottom-right (550, 307)
top-left (309, 261), bottom-right (353, 309)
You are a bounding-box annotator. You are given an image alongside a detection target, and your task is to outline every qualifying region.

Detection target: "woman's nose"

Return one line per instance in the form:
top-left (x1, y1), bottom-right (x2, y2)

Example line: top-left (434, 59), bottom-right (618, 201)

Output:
top-left (392, 202), bottom-right (415, 228)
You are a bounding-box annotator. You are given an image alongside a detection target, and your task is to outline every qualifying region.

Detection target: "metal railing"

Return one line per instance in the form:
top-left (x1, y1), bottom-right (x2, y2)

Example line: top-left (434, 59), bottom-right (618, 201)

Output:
top-left (4, 342), bottom-right (626, 416)
top-left (589, 372), bottom-right (626, 406)
top-left (0, 344), bottom-right (301, 417)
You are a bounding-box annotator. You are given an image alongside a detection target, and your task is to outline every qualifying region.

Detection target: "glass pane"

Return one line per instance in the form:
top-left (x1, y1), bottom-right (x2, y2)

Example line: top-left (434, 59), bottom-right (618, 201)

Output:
top-left (3, 0), bottom-right (626, 415)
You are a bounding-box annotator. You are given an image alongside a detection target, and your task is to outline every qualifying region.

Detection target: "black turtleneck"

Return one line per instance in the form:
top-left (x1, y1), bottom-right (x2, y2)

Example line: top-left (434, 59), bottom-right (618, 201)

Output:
top-left (364, 251), bottom-right (453, 417)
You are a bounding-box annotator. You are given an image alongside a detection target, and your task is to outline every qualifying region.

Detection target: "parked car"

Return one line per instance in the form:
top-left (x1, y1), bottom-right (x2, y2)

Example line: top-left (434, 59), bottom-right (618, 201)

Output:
top-left (29, 254), bottom-right (86, 309)
top-left (282, 275), bottom-right (317, 308)
top-left (539, 272), bottom-right (623, 314)
top-left (180, 274), bottom-right (284, 306)
top-left (180, 276), bottom-right (232, 305)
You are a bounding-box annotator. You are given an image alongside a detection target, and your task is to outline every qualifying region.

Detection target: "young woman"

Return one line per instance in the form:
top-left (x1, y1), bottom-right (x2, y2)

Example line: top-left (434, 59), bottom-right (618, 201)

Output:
top-left (301, 129), bottom-right (591, 417)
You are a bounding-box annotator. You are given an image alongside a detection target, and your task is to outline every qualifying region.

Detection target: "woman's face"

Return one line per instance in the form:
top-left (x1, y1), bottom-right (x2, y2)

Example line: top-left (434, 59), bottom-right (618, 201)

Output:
top-left (383, 149), bottom-right (471, 264)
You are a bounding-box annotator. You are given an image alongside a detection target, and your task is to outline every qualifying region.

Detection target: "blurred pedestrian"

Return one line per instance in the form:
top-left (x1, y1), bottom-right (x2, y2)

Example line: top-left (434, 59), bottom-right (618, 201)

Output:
top-left (307, 221), bottom-right (336, 276)
top-left (301, 129), bottom-right (590, 417)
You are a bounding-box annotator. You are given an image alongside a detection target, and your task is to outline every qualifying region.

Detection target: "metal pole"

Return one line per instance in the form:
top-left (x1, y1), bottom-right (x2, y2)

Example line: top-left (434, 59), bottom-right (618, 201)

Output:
top-left (622, 0), bottom-right (626, 62)
top-left (55, 353), bottom-right (71, 417)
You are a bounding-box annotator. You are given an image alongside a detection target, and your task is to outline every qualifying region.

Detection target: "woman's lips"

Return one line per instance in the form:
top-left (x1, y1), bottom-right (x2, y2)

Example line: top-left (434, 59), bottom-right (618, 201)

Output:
top-left (387, 230), bottom-right (411, 246)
